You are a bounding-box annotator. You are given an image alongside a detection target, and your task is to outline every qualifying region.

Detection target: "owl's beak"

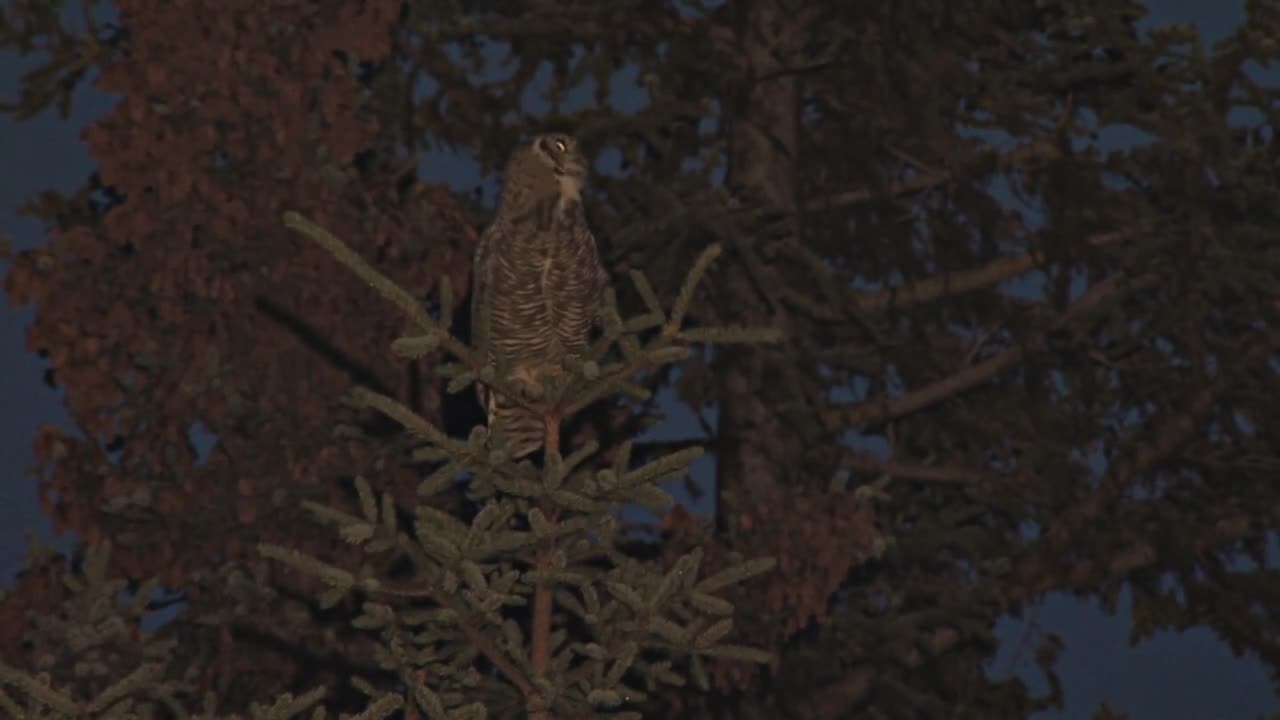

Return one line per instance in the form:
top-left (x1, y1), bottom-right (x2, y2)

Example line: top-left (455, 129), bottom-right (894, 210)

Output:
top-left (563, 159), bottom-right (589, 181)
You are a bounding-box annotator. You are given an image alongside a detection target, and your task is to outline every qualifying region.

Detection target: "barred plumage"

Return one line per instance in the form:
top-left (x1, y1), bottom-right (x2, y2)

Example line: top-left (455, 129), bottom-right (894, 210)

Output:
top-left (471, 133), bottom-right (606, 459)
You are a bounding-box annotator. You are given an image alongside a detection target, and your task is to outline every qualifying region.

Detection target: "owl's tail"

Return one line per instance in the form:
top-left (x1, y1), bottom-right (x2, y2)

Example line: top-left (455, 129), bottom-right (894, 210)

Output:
top-left (487, 398), bottom-right (545, 460)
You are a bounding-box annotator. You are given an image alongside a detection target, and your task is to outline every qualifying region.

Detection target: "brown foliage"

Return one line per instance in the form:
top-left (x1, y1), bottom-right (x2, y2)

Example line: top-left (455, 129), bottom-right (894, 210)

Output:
top-left (4, 0), bottom-right (472, 598)
top-left (0, 552), bottom-right (76, 662)
top-left (661, 485), bottom-right (879, 691)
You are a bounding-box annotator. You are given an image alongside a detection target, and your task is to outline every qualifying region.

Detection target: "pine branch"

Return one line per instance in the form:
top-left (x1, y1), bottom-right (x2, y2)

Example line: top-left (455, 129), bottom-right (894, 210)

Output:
top-left (806, 168), bottom-right (956, 211)
top-left (1038, 340), bottom-right (1266, 554)
top-left (852, 230), bottom-right (1134, 314)
top-left (804, 138), bottom-right (1063, 211)
top-left (799, 626), bottom-right (960, 717)
top-left (288, 215), bottom-right (780, 434)
top-left (283, 211), bottom-right (433, 332)
top-left (377, 574), bottom-right (538, 701)
top-left (285, 210), bottom-right (547, 417)
top-left (810, 508), bottom-right (1267, 718)
top-left (824, 272), bottom-right (1158, 428)
top-left (1009, 512), bottom-right (1265, 605)
top-left (808, 343), bottom-right (1267, 718)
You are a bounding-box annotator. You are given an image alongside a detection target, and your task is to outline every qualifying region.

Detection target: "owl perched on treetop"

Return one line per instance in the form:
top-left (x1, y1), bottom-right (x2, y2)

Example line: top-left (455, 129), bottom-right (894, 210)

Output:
top-left (471, 133), bottom-right (606, 460)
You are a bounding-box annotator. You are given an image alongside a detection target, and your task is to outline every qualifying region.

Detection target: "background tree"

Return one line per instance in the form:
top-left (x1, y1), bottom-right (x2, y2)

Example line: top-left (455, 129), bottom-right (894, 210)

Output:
top-left (1, 0), bottom-right (482, 709)
top-left (4, 0), bottom-right (1280, 718)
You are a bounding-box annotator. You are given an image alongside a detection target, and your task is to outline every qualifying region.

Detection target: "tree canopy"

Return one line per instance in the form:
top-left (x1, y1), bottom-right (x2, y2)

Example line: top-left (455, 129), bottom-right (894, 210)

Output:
top-left (3, 0), bottom-right (1280, 718)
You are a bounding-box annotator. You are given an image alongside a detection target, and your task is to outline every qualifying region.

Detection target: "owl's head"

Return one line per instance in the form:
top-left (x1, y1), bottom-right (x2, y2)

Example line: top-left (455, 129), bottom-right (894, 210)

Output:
top-left (504, 133), bottom-right (589, 207)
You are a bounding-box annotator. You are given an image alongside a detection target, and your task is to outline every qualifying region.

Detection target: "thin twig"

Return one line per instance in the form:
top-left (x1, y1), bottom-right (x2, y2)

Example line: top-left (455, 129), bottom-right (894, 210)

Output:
top-left (840, 452), bottom-right (987, 484)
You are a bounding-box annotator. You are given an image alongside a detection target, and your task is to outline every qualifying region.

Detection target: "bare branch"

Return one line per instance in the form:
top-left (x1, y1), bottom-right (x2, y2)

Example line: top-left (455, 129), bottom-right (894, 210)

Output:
top-left (799, 667), bottom-right (875, 718)
top-left (825, 272), bottom-right (1157, 428)
top-left (825, 343), bottom-right (1025, 429)
top-left (853, 230), bottom-right (1133, 314)
top-left (805, 138), bottom-right (1063, 212)
top-left (809, 170), bottom-right (953, 211)
top-left (799, 626), bottom-right (962, 717)
top-left (839, 452), bottom-right (988, 484)
top-left (1009, 512), bottom-right (1264, 607)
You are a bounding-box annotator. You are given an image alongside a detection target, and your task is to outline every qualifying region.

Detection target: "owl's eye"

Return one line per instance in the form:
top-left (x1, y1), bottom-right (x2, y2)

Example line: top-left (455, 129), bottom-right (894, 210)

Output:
top-left (553, 139), bottom-right (567, 153)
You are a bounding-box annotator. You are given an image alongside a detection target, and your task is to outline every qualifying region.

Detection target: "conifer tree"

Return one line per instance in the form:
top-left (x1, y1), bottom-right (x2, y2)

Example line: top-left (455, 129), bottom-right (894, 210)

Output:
top-left (0, 211), bottom-right (785, 717)
top-left (269, 211), bottom-right (783, 718)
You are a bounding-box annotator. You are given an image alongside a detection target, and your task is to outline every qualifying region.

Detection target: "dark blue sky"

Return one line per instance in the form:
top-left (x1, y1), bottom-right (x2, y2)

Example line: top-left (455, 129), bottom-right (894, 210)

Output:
top-left (1, 2), bottom-right (1274, 718)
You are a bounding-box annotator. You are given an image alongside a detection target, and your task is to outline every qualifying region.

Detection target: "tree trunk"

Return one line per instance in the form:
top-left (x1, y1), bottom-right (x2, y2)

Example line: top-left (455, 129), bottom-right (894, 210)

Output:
top-left (716, 0), bottom-right (804, 540)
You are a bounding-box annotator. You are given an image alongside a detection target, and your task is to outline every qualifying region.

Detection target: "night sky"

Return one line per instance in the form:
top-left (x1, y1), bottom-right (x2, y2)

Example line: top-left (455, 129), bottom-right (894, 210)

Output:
top-left (1, 2), bottom-right (1274, 717)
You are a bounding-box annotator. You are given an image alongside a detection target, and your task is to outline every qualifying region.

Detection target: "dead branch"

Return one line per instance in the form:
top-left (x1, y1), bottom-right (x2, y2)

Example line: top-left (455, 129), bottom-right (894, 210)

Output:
top-left (853, 230), bottom-right (1133, 314)
top-left (825, 272), bottom-right (1158, 429)
top-left (805, 138), bottom-right (1063, 212)
top-left (839, 452), bottom-right (988, 484)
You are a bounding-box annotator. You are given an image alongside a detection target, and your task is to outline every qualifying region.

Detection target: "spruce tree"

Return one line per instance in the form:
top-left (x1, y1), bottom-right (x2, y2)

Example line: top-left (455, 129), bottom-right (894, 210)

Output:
top-left (270, 212), bottom-right (784, 718)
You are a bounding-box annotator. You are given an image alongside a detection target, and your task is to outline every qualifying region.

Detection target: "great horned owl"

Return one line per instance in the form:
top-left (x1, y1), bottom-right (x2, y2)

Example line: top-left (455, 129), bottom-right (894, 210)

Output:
top-left (471, 133), bottom-right (606, 459)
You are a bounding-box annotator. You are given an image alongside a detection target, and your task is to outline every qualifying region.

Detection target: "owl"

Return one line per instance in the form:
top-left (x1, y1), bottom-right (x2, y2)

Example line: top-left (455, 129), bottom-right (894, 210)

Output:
top-left (471, 133), bottom-right (606, 460)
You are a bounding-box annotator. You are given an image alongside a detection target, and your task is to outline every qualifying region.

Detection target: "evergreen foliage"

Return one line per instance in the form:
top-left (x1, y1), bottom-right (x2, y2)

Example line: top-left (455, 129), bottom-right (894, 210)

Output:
top-left (269, 211), bottom-right (782, 718)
